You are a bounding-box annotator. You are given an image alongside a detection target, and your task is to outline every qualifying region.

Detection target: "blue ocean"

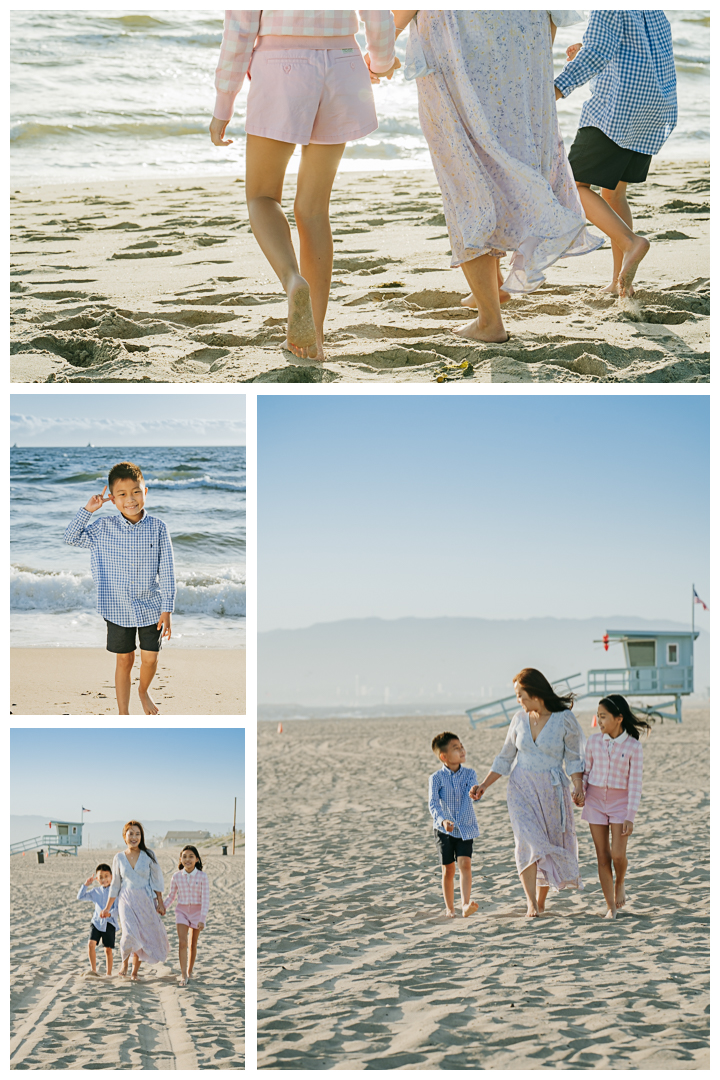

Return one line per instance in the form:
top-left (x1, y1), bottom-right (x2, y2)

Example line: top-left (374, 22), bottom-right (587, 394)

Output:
top-left (11, 445), bottom-right (245, 648)
top-left (10, 10), bottom-right (710, 184)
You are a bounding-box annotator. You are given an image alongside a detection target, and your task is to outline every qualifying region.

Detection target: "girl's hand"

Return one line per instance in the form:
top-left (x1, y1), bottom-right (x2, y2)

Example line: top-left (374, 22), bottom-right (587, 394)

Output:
top-left (621, 820), bottom-right (634, 836)
top-left (209, 116), bottom-right (232, 147)
top-left (364, 53), bottom-right (401, 81)
top-left (85, 486), bottom-right (111, 513)
top-left (197, 922), bottom-right (205, 931)
top-left (566, 42), bottom-right (582, 62)
top-left (156, 903), bottom-right (166, 916)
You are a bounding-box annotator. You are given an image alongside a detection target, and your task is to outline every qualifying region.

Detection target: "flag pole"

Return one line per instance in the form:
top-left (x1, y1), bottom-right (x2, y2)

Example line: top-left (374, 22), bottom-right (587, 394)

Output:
top-left (232, 797), bottom-right (237, 856)
top-left (692, 583), bottom-right (695, 635)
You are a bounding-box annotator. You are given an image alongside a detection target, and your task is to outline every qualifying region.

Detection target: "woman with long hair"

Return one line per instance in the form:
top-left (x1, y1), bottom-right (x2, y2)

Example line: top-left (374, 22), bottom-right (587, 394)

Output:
top-left (473, 668), bottom-right (586, 917)
top-left (101, 820), bottom-right (169, 979)
top-left (576, 695), bottom-right (649, 918)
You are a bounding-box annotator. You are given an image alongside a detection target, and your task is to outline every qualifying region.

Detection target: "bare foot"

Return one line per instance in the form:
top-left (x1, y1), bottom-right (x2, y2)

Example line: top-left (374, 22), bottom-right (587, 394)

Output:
top-left (618, 236), bottom-right (650, 296)
top-left (526, 904), bottom-right (540, 918)
top-left (604, 908), bottom-right (618, 919)
top-left (537, 898), bottom-right (546, 914)
top-left (598, 281), bottom-right (626, 297)
top-left (139, 689), bottom-right (159, 715)
top-left (119, 968), bottom-right (129, 977)
top-left (443, 908), bottom-right (457, 918)
top-left (461, 290), bottom-right (511, 308)
top-left (286, 276), bottom-right (317, 359)
top-left (179, 977), bottom-right (188, 987)
top-left (462, 900), bottom-right (479, 918)
top-left (452, 318), bottom-right (509, 343)
top-left (615, 883), bottom-right (626, 908)
top-left (284, 338), bottom-right (325, 362)
top-left (84, 970), bottom-right (100, 977)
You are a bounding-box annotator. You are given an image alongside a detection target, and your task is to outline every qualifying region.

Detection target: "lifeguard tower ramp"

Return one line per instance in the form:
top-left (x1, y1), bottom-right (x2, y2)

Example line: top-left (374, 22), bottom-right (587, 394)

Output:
top-left (10, 820), bottom-right (83, 857)
top-left (466, 627), bottom-right (699, 728)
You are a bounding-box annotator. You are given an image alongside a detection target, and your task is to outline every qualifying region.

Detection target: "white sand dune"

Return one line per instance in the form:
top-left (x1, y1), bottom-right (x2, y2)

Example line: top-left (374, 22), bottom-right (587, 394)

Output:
top-left (258, 708), bottom-right (708, 1069)
top-left (10, 847), bottom-right (244, 1069)
top-left (11, 161), bottom-right (708, 384)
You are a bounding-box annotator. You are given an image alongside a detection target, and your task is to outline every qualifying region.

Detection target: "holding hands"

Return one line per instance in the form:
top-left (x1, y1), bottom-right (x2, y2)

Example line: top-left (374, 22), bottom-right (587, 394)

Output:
top-left (85, 485), bottom-right (111, 513)
top-left (364, 53), bottom-right (401, 84)
top-left (571, 785), bottom-right (585, 807)
top-left (442, 819), bottom-right (455, 832)
top-left (566, 42), bottom-right (582, 62)
top-left (469, 784), bottom-right (485, 801)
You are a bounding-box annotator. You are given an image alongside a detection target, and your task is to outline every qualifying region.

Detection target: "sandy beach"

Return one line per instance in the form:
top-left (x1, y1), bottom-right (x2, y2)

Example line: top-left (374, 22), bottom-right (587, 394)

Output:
top-left (10, 844), bottom-right (244, 1069)
top-left (258, 707), bottom-right (709, 1069)
top-left (11, 160), bottom-right (708, 384)
top-left (10, 648), bottom-right (245, 716)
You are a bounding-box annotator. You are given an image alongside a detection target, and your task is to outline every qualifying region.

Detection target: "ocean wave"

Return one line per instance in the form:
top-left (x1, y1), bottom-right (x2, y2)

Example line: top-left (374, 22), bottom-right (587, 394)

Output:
top-left (11, 565), bottom-right (246, 618)
top-left (145, 475), bottom-right (245, 492)
top-left (11, 119), bottom-right (211, 143)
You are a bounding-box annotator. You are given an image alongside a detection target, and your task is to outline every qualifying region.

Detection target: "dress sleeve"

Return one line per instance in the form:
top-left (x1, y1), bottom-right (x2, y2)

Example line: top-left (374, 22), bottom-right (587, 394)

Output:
top-left (548, 11), bottom-right (583, 28)
top-left (562, 711), bottom-right (586, 774)
top-left (109, 854), bottom-right (122, 900)
top-left (148, 852), bottom-right (164, 893)
top-left (490, 715), bottom-right (519, 776)
top-left (625, 741), bottom-right (643, 822)
top-left (213, 10), bottom-right (262, 121)
top-left (200, 873), bottom-right (210, 923)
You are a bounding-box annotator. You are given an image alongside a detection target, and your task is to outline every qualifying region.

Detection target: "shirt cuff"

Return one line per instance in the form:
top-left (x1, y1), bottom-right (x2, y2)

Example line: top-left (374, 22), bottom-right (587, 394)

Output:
top-left (554, 71), bottom-right (574, 98)
top-left (160, 600), bottom-right (174, 613)
top-left (214, 90), bottom-right (238, 122)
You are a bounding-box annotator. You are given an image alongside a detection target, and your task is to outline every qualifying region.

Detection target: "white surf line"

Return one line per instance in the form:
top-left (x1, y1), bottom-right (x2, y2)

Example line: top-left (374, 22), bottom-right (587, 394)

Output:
top-left (10, 971), bottom-right (76, 1066)
top-left (155, 985), bottom-right (199, 1070)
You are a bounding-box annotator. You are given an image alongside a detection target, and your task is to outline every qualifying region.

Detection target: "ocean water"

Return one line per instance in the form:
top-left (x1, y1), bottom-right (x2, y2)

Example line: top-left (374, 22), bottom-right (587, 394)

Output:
top-left (10, 10), bottom-right (709, 184)
top-left (11, 445), bottom-right (245, 648)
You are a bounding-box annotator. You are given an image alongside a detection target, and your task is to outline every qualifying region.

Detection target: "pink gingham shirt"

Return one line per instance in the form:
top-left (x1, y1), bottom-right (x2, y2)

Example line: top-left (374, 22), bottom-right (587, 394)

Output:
top-left (164, 869), bottom-right (210, 922)
top-left (583, 731), bottom-right (644, 821)
top-left (214, 9), bottom-right (396, 120)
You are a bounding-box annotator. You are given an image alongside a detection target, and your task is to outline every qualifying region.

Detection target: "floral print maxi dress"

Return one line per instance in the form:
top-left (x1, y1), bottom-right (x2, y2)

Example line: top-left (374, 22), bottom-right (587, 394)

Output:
top-left (110, 849), bottom-right (170, 964)
top-left (491, 709), bottom-right (585, 890)
top-left (415, 10), bottom-right (603, 291)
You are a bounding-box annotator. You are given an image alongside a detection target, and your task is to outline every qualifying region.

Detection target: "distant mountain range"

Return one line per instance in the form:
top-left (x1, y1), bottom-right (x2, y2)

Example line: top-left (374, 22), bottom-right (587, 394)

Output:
top-left (259, 615), bottom-right (709, 715)
top-left (10, 817), bottom-right (243, 848)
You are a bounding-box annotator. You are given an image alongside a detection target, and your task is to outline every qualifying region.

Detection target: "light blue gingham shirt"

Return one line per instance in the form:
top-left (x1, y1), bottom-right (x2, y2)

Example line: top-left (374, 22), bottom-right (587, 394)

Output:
top-left (428, 763), bottom-right (480, 840)
top-left (555, 10), bottom-right (677, 155)
top-left (64, 508), bottom-right (175, 628)
top-left (76, 883), bottom-right (118, 932)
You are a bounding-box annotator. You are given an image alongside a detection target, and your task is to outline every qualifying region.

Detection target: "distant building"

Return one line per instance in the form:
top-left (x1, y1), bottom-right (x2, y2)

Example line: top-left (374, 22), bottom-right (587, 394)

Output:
top-left (161, 830), bottom-right (211, 847)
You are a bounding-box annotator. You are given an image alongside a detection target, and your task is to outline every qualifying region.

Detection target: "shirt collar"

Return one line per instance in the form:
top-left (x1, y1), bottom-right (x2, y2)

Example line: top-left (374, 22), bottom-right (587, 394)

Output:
top-left (119, 508), bottom-right (147, 527)
top-left (184, 867), bottom-right (198, 877)
top-left (442, 763), bottom-right (464, 775)
top-left (603, 729), bottom-right (629, 745)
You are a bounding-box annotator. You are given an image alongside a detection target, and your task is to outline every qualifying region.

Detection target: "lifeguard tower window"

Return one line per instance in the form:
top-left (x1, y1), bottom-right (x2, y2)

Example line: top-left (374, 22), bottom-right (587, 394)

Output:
top-left (58, 825), bottom-right (68, 836)
top-left (667, 643), bottom-right (679, 665)
top-left (627, 640), bottom-right (656, 667)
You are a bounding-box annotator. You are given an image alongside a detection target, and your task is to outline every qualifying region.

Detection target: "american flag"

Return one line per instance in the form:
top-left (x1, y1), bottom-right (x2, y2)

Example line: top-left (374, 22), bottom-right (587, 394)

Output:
top-left (693, 588), bottom-right (708, 612)
top-left (82, 807), bottom-right (91, 814)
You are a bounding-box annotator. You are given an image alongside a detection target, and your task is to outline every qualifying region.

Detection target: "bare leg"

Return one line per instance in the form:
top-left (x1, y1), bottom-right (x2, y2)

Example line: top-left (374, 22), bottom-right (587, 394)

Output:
top-left (457, 855), bottom-right (478, 916)
top-left (131, 954), bottom-right (141, 980)
top-left (519, 862), bottom-right (541, 917)
top-left (461, 260), bottom-right (511, 309)
top-left (453, 255), bottom-right (508, 342)
top-left (119, 955), bottom-right (129, 976)
top-left (245, 135), bottom-right (317, 359)
top-left (536, 884), bottom-right (550, 913)
top-left (610, 823), bottom-right (630, 909)
top-left (294, 142), bottom-right (346, 361)
top-left (138, 649), bottom-right (159, 715)
top-left (177, 924), bottom-right (189, 985)
top-left (589, 823), bottom-right (617, 918)
top-left (87, 939), bottom-right (98, 973)
top-left (576, 182), bottom-right (649, 297)
top-left (114, 651), bottom-right (134, 716)
top-left (188, 928), bottom-right (201, 977)
top-left (105, 947), bottom-right (113, 975)
top-left (441, 862), bottom-right (456, 916)
top-left (599, 182), bottom-right (633, 294)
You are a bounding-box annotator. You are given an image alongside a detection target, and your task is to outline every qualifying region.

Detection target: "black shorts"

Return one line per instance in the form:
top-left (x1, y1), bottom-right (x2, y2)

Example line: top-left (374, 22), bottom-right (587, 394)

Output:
top-left (105, 619), bottom-right (163, 654)
top-left (434, 829), bottom-right (474, 866)
top-left (568, 126), bottom-right (652, 190)
top-left (89, 922), bottom-right (116, 949)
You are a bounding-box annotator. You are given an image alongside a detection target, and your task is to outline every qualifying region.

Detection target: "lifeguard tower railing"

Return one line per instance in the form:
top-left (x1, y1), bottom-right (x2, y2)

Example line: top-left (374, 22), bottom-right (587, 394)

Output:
top-left (467, 673), bottom-right (584, 728)
top-left (587, 667), bottom-right (693, 695)
top-left (10, 833), bottom-right (82, 856)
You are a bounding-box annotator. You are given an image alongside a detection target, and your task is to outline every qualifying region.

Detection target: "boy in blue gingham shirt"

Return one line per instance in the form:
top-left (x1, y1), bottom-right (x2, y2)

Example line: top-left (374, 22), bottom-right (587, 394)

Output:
top-left (555, 11), bottom-right (677, 297)
top-left (428, 732), bottom-right (481, 919)
top-left (64, 461), bottom-right (175, 716)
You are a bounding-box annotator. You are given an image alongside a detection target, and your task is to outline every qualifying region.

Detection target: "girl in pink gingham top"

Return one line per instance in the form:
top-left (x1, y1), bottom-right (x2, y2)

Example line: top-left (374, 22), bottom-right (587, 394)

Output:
top-left (577, 694), bottom-right (650, 919)
top-left (209, 11), bottom-right (398, 364)
top-left (163, 846), bottom-right (210, 986)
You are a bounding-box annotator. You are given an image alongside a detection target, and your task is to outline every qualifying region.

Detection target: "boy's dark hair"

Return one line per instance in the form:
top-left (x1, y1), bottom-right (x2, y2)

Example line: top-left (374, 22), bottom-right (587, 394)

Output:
top-left (108, 461), bottom-right (144, 492)
top-left (95, 863), bottom-right (112, 874)
top-left (179, 845), bottom-right (203, 871)
top-left (432, 731), bottom-right (460, 757)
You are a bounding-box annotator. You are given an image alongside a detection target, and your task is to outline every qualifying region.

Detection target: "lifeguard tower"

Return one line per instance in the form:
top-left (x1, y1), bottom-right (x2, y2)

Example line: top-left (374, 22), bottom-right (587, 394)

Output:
top-left (466, 625), bottom-right (700, 728)
top-left (10, 819), bottom-right (84, 857)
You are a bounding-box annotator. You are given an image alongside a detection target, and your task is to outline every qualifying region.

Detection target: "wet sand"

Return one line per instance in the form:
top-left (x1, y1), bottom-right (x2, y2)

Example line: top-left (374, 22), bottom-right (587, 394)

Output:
top-left (11, 160), bottom-right (708, 384)
top-left (258, 707), bottom-right (709, 1069)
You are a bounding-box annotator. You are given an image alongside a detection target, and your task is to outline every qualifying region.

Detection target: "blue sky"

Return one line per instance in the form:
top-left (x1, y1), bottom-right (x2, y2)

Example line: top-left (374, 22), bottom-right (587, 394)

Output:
top-left (10, 728), bottom-right (244, 821)
top-left (258, 395), bottom-right (710, 631)
top-left (10, 394), bottom-right (245, 446)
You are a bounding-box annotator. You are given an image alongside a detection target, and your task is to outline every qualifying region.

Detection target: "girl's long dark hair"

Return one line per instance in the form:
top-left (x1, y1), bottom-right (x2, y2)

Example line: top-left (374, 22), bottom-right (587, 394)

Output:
top-left (514, 668), bottom-right (575, 713)
top-left (179, 845), bottom-right (203, 871)
top-left (123, 819), bottom-right (157, 863)
top-left (599, 695), bottom-right (651, 739)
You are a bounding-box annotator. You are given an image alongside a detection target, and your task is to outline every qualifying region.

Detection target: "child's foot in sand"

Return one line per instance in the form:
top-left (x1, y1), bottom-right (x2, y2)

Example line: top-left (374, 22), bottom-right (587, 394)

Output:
top-left (443, 908), bottom-right (456, 918)
top-left (179, 977), bottom-right (188, 987)
top-left (139, 689), bottom-right (159, 716)
top-left (84, 970), bottom-right (100, 977)
top-left (605, 907), bottom-right (618, 919)
top-left (462, 900), bottom-right (479, 918)
top-left (599, 281), bottom-right (631, 298)
top-left (452, 318), bottom-right (510, 343)
top-left (526, 903), bottom-right (540, 918)
top-left (618, 236), bottom-right (650, 296)
top-left (461, 289), bottom-right (511, 308)
top-left (284, 338), bottom-right (325, 362)
top-left (286, 276), bottom-right (318, 359)
top-left (537, 898), bottom-right (546, 914)
top-left (615, 882), bottom-right (626, 908)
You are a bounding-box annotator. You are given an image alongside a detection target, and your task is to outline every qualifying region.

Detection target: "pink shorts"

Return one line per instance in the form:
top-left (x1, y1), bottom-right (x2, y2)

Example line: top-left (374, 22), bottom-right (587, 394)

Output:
top-left (582, 785), bottom-right (629, 825)
top-left (246, 43), bottom-right (377, 146)
top-left (175, 904), bottom-right (203, 929)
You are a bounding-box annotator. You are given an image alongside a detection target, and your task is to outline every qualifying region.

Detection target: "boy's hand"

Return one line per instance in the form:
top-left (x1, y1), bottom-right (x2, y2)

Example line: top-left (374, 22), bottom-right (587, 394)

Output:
top-left (99, 907), bottom-right (111, 919)
top-left (157, 612), bottom-right (172, 640)
top-left (566, 42), bottom-right (582, 62)
top-left (85, 486), bottom-right (112, 513)
top-left (555, 85), bottom-right (563, 100)
top-left (84, 875), bottom-right (95, 886)
top-left (621, 820), bottom-right (634, 836)
top-left (469, 785), bottom-right (482, 800)
top-left (442, 819), bottom-right (455, 832)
